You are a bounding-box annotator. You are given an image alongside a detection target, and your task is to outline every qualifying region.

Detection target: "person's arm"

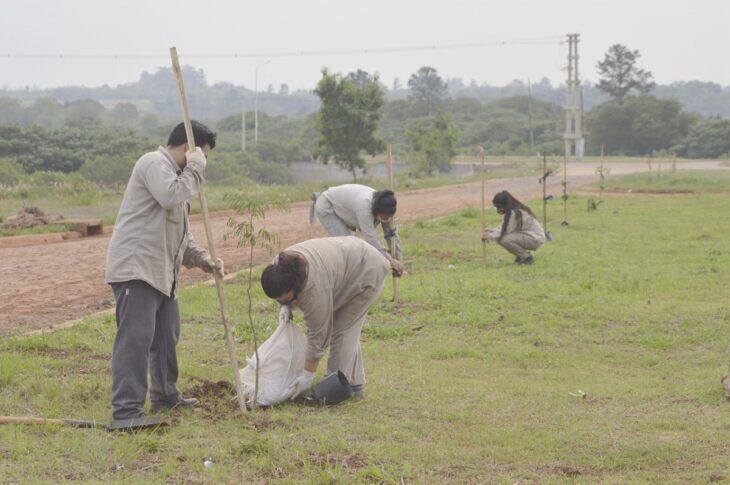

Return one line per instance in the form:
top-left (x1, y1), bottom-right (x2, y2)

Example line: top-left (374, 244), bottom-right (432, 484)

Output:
top-left (382, 221), bottom-right (403, 261)
top-left (182, 231), bottom-right (208, 269)
top-left (182, 231), bottom-right (223, 277)
top-left (143, 151), bottom-right (205, 210)
top-left (355, 208), bottom-right (390, 260)
top-left (484, 223), bottom-right (502, 241)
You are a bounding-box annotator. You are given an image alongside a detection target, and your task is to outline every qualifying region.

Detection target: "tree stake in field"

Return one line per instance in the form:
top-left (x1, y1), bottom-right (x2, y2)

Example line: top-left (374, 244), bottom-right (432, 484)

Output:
top-left (561, 155), bottom-right (569, 226)
top-left (478, 146), bottom-right (487, 264)
top-left (169, 47), bottom-right (247, 414)
top-left (539, 153), bottom-right (554, 241)
top-left (386, 144), bottom-right (400, 304)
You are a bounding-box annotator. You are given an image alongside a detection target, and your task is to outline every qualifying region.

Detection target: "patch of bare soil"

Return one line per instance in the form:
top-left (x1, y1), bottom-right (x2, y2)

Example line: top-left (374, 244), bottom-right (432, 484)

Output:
top-left (183, 377), bottom-right (236, 418)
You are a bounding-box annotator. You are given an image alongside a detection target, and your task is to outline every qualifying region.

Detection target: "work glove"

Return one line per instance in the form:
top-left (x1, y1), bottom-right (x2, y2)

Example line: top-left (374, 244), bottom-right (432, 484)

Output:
top-left (201, 256), bottom-right (224, 278)
top-left (391, 259), bottom-right (404, 277)
top-left (292, 370), bottom-right (315, 399)
top-left (185, 147), bottom-right (207, 172)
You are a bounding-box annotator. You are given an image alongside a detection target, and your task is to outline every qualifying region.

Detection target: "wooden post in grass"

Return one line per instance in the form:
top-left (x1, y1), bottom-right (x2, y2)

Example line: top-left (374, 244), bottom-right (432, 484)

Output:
top-left (386, 144), bottom-right (399, 304)
top-left (169, 47), bottom-right (247, 414)
top-left (479, 147), bottom-right (487, 265)
top-left (561, 154), bottom-right (569, 226)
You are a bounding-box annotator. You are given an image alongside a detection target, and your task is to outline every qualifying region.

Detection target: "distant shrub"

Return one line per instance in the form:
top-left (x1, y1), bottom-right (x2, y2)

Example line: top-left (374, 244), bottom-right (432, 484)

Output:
top-left (209, 152), bottom-right (294, 185)
top-left (0, 157), bottom-right (26, 186)
top-left (80, 155), bottom-right (136, 186)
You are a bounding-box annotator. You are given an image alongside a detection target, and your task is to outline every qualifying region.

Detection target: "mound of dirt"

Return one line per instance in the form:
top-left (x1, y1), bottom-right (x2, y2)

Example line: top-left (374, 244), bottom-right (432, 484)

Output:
top-left (1, 206), bottom-right (62, 230)
top-left (183, 378), bottom-right (237, 417)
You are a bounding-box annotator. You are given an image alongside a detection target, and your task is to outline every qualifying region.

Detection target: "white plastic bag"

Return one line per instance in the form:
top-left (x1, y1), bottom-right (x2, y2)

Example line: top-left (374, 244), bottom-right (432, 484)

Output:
top-left (240, 305), bottom-right (307, 406)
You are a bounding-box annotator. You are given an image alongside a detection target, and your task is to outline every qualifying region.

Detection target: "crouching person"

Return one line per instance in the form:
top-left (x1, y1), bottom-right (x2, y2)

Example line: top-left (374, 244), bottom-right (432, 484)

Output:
top-left (482, 190), bottom-right (545, 265)
top-left (260, 236), bottom-right (390, 400)
top-left (105, 121), bottom-right (224, 423)
top-left (311, 184), bottom-right (404, 276)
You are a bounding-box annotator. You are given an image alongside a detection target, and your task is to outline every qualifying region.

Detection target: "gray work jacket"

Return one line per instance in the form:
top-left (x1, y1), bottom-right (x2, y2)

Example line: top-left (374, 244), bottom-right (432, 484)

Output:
top-left (487, 209), bottom-right (546, 244)
top-left (286, 236), bottom-right (390, 361)
top-left (105, 146), bottom-right (208, 298)
top-left (321, 184), bottom-right (403, 262)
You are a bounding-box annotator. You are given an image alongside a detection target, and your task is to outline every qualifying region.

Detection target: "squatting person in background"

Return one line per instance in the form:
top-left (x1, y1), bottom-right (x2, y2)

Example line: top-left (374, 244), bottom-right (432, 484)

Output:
top-left (482, 190), bottom-right (545, 265)
top-left (105, 121), bottom-right (224, 423)
top-left (311, 184), bottom-right (404, 276)
top-left (260, 236), bottom-right (390, 400)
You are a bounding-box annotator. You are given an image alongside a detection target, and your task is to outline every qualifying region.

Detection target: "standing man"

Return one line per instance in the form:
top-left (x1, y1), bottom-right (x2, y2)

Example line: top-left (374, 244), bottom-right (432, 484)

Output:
top-left (105, 121), bottom-right (224, 422)
top-left (311, 184), bottom-right (404, 276)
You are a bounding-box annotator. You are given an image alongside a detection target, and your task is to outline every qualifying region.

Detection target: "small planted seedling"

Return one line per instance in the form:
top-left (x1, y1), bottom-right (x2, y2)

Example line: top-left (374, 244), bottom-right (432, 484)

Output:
top-left (225, 193), bottom-right (289, 409)
top-left (595, 164), bottom-right (611, 204)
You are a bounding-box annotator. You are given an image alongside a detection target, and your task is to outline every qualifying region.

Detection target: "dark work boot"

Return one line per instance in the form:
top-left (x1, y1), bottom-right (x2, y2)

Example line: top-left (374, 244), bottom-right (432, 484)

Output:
top-left (151, 397), bottom-right (200, 413)
top-left (514, 256), bottom-right (522, 264)
top-left (518, 255), bottom-right (534, 265)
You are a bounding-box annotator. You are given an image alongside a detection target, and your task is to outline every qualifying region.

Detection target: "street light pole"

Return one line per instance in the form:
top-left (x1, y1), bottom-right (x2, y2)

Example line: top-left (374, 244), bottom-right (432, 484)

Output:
top-left (254, 60), bottom-right (271, 147)
top-left (241, 99), bottom-right (246, 152)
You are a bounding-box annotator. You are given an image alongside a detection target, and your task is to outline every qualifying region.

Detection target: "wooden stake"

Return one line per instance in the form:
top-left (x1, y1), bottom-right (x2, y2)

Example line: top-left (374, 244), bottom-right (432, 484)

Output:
top-left (561, 154), bottom-right (569, 226)
top-left (480, 149), bottom-right (487, 264)
top-left (386, 144), bottom-right (399, 304)
top-left (169, 47), bottom-right (247, 414)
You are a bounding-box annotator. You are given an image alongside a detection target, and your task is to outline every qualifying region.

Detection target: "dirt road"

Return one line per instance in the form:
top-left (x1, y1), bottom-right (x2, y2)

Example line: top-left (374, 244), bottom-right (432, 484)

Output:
top-left (0, 161), bottom-right (724, 335)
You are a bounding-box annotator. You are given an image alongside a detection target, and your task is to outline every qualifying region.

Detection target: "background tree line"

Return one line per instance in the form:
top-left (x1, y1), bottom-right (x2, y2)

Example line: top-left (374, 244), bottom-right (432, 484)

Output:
top-left (1, 44), bottom-right (730, 190)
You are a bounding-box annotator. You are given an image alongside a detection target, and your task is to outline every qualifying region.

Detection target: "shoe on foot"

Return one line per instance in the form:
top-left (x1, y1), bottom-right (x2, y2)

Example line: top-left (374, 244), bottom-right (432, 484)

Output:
top-left (514, 256), bottom-right (522, 264)
top-left (109, 415), bottom-right (171, 432)
top-left (150, 397), bottom-right (200, 413)
top-left (518, 255), bottom-right (534, 265)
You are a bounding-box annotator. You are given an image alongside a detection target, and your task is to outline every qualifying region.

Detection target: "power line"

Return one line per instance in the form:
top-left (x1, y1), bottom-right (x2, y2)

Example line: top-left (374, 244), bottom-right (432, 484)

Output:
top-left (2, 36), bottom-right (564, 61)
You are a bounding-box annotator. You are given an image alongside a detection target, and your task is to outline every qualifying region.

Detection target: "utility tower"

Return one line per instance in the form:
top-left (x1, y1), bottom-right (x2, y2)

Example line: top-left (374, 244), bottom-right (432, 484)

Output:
top-left (564, 33), bottom-right (584, 161)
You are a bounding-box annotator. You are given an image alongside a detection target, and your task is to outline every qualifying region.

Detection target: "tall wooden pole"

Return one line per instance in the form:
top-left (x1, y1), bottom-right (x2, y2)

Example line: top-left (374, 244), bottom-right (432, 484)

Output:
top-left (561, 154), bottom-right (569, 226)
top-left (169, 47), bottom-right (247, 414)
top-left (480, 149), bottom-right (487, 264)
top-left (386, 144), bottom-right (399, 304)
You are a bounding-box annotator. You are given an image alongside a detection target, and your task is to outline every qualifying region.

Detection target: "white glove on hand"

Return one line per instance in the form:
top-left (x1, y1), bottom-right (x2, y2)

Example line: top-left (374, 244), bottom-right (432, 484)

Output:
top-left (185, 147), bottom-right (207, 171)
top-left (201, 256), bottom-right (224, 278)
top-left (292, 370), bottom-right (315, 399)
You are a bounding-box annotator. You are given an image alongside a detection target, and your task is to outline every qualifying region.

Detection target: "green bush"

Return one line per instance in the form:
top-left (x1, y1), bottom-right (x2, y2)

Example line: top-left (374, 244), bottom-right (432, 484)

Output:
top-left (80, 155), bottom-right (136, 186)
top-left (0, 158), bottom-right (26, 186)
top-left (208, 152), bottom-right (294, 185)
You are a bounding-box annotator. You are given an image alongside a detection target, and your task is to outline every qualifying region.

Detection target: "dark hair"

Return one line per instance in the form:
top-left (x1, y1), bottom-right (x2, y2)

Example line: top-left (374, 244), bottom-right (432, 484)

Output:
top-left (371, 189), bottom-right (397, 216)
top-left (492, 190), bottom-right (536, 240)
top-left (167, 120), bottom-right (217, 150)
top-left (261, 252), bottom-right (307, 298)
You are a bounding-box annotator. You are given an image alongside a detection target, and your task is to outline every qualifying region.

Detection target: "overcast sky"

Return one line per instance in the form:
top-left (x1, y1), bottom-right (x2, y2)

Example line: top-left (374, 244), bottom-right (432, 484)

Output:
top-left (1, 0), bottom-right (728, 91)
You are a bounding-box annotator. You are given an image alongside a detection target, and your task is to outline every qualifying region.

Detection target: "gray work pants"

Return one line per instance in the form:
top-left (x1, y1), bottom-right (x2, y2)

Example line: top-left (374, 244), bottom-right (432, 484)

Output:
top-left (110, 280), bottom-right (181, 419)
top-left (327, 282), bottom-right (383, 387)
top-left (314, 196), bottom-right (352, 237)
top-left (498, 233), bottom-right (542, 259)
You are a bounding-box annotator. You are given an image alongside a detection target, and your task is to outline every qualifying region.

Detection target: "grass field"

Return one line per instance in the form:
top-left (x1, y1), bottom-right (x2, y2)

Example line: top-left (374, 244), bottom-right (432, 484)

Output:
top-left (598, 169), bottom-right (730, 194)
top-left (1, 193), bottom-right (729, 483)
